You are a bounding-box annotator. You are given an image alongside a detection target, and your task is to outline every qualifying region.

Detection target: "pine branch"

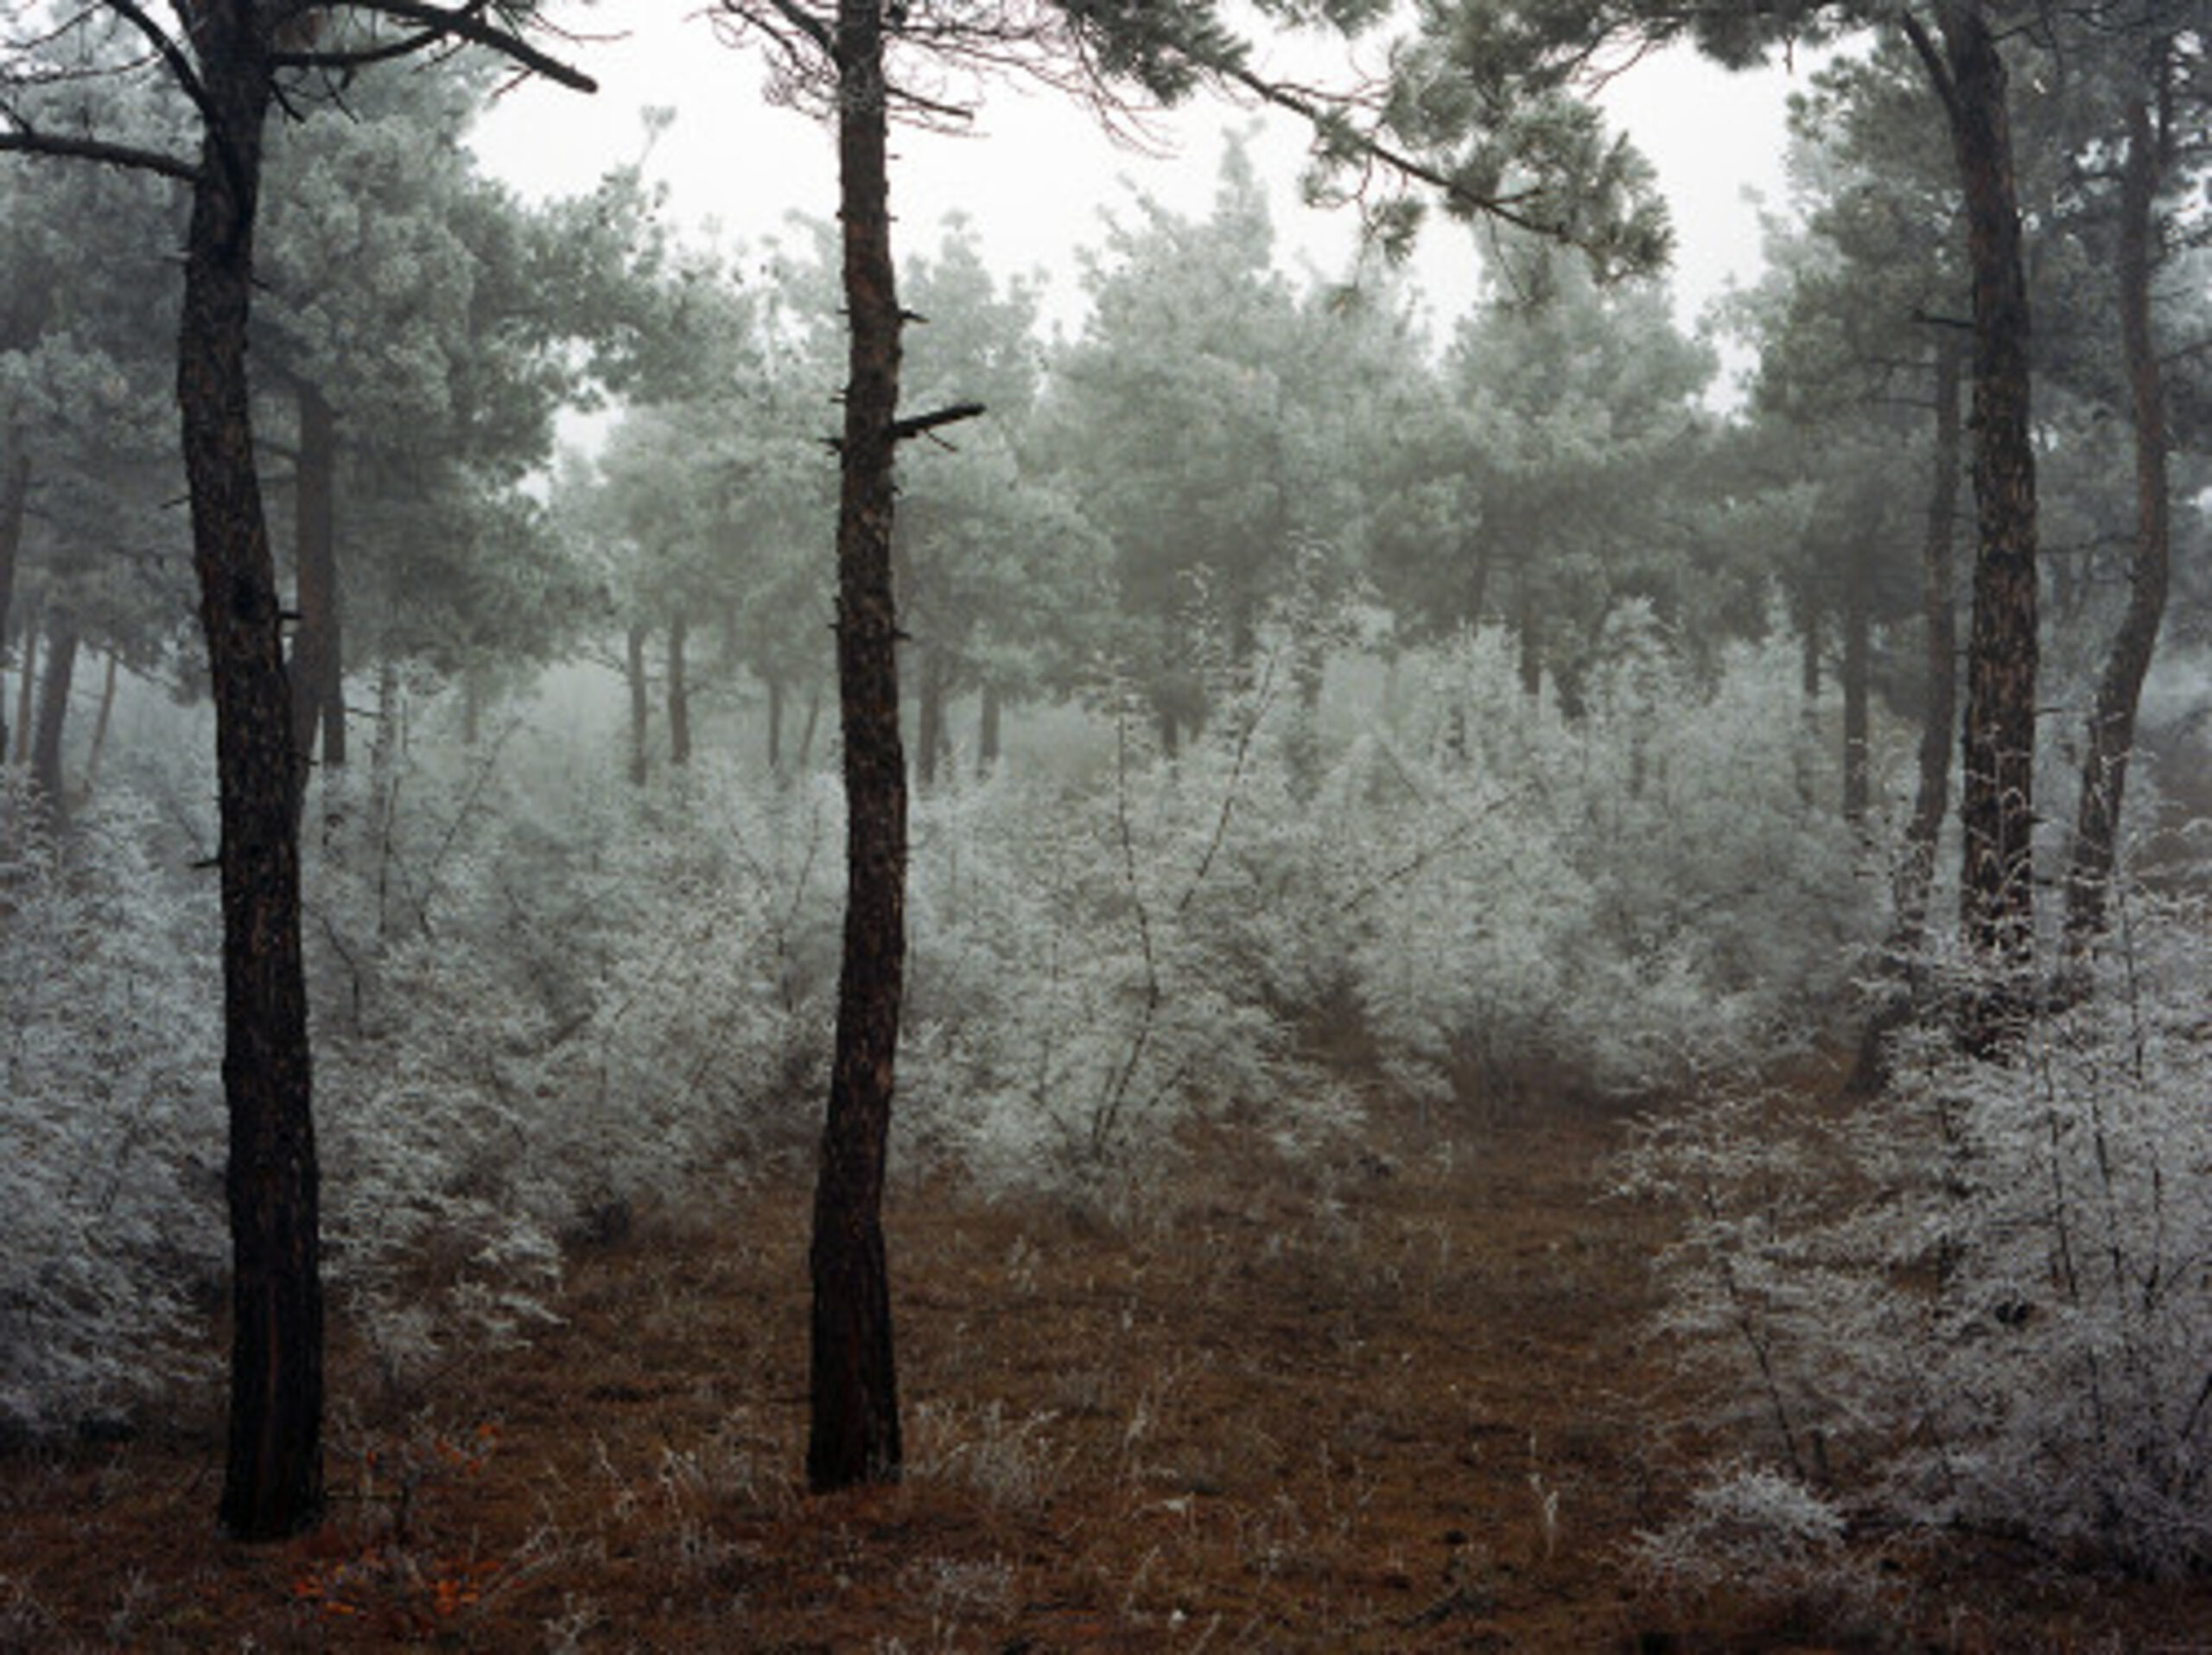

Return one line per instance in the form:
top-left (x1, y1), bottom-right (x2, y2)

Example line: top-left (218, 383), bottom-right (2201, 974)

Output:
top-left (275, 0), bottom-right (598, 91)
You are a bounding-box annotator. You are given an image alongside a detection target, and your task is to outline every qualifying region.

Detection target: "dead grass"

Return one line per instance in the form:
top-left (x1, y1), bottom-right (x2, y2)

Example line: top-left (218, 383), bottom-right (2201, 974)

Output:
top-left (3, 1094), bottom-right (2207, 1652)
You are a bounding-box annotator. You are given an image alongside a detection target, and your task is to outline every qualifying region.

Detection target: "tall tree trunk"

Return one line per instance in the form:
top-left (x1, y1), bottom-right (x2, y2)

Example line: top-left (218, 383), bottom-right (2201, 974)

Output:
top-left (1287, 626), bottom-right (1327, 797)
top-left (1841, 539), bottom-right (1872, 827)
top-left (1851, 341), bottom-right (1965, 1096)
top-left (368, 656), bottom-right (402, 945)
top-left (80, 649), bottom-right (119, 800)
top-left (1794, 582), bottom-right (1824, 810)
top-left (180, 2), bottom-right (322, 1541)
top-left (1516, 577), bottom-right (1541, 702)
top-left (0, 442), bottom-right (26, 767)
top-left (11, 584), bottom-right (38, 765)
top-left (668, 611), bottom-right (691, 768)
top-left (1910, 2), bottom-right (2040, 998)
top-left (798, 680), bottom-right (823, 771)
top-left (810, 0), bottom-right (906, 1493)
top-left (2063, 85), bottom-right (2169, 952)
top-left (976, 681), bottom-right (1001, 778)
top-left (914, 642), bottom-right (945, 791)
top-left (289, 380), bottom-right (342, 773)
top-left (29, 602), bottom-right (77, 816)
top-left (1899, 341), bottom-right (1964, 947)
top-left (1464, 532), bottom-right (1491, 633)
top-left (1800, 596), bottom-right (1822, 697)
top-left (625, 622), bottom-right (650, 788)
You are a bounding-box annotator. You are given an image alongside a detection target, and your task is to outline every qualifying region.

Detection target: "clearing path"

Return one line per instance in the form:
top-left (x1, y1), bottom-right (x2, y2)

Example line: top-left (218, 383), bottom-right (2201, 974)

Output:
top-left (3, 1096), bottom-right (2203, 1649)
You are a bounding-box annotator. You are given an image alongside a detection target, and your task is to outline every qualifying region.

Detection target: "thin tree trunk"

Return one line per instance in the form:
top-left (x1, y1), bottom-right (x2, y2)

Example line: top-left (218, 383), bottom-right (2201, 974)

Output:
top-left (1842, 541), bottom-right (1872, 827)
top-left (1516, 577), bottom-right (1541, 702)
top-left (179, 0), bottom-right (322, 1541)
top-left (1287, 626), bottom-right (1327, 797)
top-left (915, 642), bottom-right (945, 790)
top-left (1909, 2), bottom-right (2040, 1000)
top-left (368, 656), bottom-right (402, 945)
top-left (289, 380), bottom-right (342, 774)
top-left (798, 681), bottom-right (823, 770)
top-left (30, 602), bottom-right (77, 818)
top-left (1801, 598), bottom-right (1821, 698)
top-left (11, 584), bottom-right (38, 765)
top-left (810, 0), bottom-right (906, 1492)
top-left (976, 681), bottom-right (1001, 778)
top-left (0, 442), bottom-right (26, 767)
top-left (2063, 86), bottom-right (2169, 952)
top-left (668, 611), bottom-right (691, 768)
top-left (625, 622), bottom-right (650, 788)
top-left (1900, 341), bottom-right (1963, 945)
top-left (80, 649), bottom-right (119, 800)
top-left (767, 672), bottom-right (785, 774)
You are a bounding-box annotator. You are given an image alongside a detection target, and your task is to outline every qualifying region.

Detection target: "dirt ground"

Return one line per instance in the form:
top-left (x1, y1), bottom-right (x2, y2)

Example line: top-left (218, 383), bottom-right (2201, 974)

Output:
top-left (4, 1092), bottom-right (2208, 1652)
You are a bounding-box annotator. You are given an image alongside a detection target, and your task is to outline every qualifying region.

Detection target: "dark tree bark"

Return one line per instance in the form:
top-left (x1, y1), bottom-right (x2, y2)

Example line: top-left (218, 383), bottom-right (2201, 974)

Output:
top-left (809, 0), bottom-right (906, 1493)
top-left (29, 602), bottom-right (78, 815)
top-left (1907, 2), bottom-right (2039, 992)
top-left (368, 655), bottom-right (402, 944)
top-left (1516, 578), bottom-right (1541, 702)
top-left (766, 672), bottom-right (785, 774)
top-left (1799, 600), bottom-right (1821, 700)
top-left (976, 681), bottom-right (1001, 777)
top-left (289, 380), bottom-right (343, 773)
top-left (2063, 86), bottom-right (2170, 951)
top-left (625, 621), bottom-right (650, 787)
top-left (176, 0), bottom-right (324, 1542)
top-left (668, 611), bottom-right (692, 767)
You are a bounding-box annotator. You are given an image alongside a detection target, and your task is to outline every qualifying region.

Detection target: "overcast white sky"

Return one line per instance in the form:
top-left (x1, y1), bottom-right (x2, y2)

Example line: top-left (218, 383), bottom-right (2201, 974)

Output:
top-left (471, 6), bottom-right (1814, 345)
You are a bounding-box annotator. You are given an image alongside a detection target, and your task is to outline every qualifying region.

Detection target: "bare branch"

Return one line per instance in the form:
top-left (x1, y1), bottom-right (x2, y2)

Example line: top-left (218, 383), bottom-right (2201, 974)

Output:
top-left (276, 0), bottom-right (597, 91)
top-left (0, 123), bottom-right (197, 181)
top-left (760, 0), bottom-right (832, 58)
top-left (100, 0), bottom-right (217, 123)
top-left (889, 399), bottom-right (985, 441)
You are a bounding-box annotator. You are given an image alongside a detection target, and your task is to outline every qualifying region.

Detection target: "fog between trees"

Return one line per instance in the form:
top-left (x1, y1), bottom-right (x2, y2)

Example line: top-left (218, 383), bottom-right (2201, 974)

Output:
top-left (1, 0), bottom-right (2209, 1592)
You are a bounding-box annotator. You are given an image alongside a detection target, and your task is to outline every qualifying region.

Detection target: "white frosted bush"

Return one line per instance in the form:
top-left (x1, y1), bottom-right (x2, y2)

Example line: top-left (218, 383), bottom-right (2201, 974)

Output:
top-left (1630, 1461), bottom-right (1849, 1594)
top-left (1349, 625), bottom-right (1871, 1104)
top-left (900, 698), bottom-right (1313, 1190)
top-left (0, 777), bottom-right (222, 1434)
top-left (1625, 895), bottom-right (2212, 1576)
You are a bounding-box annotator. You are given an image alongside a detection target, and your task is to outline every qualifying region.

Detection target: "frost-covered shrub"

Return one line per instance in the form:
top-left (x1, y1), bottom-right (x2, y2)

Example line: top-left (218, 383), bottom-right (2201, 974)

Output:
top-left (901, 692), bottom-right (1331, 1192)
top-left (1350, 623), bottom-right (1872, 1104)
top-left (305, 734), bottom-right (849, 1376)
top-left (1624, 896), bottom-right (2212, 1576)
top-left (0, 776), bottom-right (222, 1434)
top-left (1630, 1461), bottom-right (1850, 1592)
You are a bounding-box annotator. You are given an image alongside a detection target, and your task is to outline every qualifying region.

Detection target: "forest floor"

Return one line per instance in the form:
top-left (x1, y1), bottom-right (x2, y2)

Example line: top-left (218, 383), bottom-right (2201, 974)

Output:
top-left (4, 1084), bottom-right (2209, 1652)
